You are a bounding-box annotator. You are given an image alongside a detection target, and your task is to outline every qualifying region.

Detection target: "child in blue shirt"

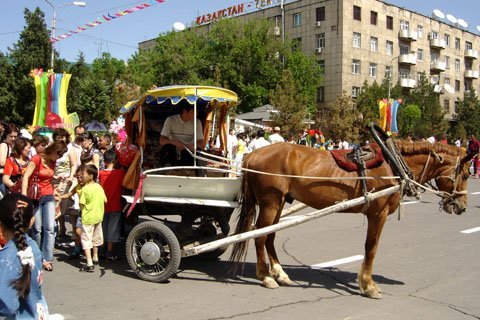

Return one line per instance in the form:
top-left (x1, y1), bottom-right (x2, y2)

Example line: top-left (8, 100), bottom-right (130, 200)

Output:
top-left (0, 193), bottom-right (49, 319)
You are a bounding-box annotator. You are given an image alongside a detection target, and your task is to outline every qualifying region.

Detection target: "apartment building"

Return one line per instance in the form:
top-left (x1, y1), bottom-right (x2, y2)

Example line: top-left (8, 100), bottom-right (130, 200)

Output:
top-left (139, 0), bottom-right (480, 117)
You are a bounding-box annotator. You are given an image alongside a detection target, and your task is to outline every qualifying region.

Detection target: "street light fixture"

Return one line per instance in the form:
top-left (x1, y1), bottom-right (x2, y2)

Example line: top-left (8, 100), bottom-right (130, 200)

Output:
top-left (44, 0), bottom-right (87, 70)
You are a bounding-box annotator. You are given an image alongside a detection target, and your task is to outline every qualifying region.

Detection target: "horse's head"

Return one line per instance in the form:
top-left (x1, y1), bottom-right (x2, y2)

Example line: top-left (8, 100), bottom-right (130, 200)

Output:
top-left (434, 152), bottom-right (471, 215)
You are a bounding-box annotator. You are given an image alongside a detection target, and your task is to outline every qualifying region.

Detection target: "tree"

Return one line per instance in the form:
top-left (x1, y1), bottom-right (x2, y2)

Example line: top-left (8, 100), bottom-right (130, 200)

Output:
top-left (8, 8), bottom-right (51, 125)
top-left (74, 76), bottom-right (110, 123)
top-left (402, 72), bottom-right (447, 138)
top-left (269, 70), bottom-right (307, 134)
top-left (0, 53), bottom-right (17, 122)
top-left (397, 104), bottom-right (421, 135)
top-left (322, 92), bottom-right (361, 142)
top-left (284, 50), bottom-right (323, 116)
top-left (67, 52), bottom-right (92, 118)
top-left (452, 89), bottom-right (480, 137)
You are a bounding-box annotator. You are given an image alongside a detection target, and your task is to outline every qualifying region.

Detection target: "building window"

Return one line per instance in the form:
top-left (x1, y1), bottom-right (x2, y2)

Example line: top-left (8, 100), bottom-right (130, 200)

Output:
top-left (370, 11), bottom-right (377, 25)
top-left (455, 38), bottom-right (461, 50)
top-left (369, 63), bottom-right (377, 78)
top-left (443, 99), bottom-right (450, 113)
top-left (444, 34), bottom-right (450, 47)
top-left (293, 13), bottom-right (302, 27)
top-left (386, 16), bottom-right (393, 30)
top-left (465, 41), bottom-right (473, 50)
top-left (400, 20), bottom-right (409, 30)
top-left (417, 49), bottom-right (423, 61)
top-left (417, 25), bottom-right (423, 38)
top-left (316, 7), bottom-right (325, 22)
top-left (399, 68), bottom-right (410, 79)
top-left (465, 79), bottom-right (472, 91)
top-left (318, 60), bottom-right (325, 74)
top-left (370, 37), bottom-right (378, 52)
top-left (445, 56), bottom-right (450, 69)
top-left (386, 41), bottom-right (393, 55)
top-left (385, 65), bottom-right (392, 78)
top-left (316, 33), bottom-right (325, 48)
top-left (445, 77), bottom-right (450, 85)
top-left (317, 86), bottom-right (325, 102)
top-left (455, 59), bottom-right (460, 71)
top-left (353, 6), bottom-right (361, 21)
top-left (352, 86), bottom-right (361, 98)
top-left (430, 31), bottom-right (438, 39)
top-left (353, 32), bottom-right (361, 48)
top-left (352, 59), bottom-right (361, 74)
top-left (455, 80), bottom-right (461, 92)
top-left (399, 44), bottom-right (410, 55)
top-left (431, 52), bottom-right (439, 62)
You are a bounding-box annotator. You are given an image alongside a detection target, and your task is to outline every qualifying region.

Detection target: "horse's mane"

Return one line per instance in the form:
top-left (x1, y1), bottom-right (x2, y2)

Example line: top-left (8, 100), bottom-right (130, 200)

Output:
top-left (394, 139), bottom-right (464, 157)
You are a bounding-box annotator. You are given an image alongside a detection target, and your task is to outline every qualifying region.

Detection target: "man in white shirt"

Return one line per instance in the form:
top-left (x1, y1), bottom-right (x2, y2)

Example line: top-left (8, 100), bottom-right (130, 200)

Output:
top-left (160, 101), bottom-right (203, 167)
top-left (250, 129), bottom-right (271, 151)
top-left (268, 126), bottom-right (285, 144)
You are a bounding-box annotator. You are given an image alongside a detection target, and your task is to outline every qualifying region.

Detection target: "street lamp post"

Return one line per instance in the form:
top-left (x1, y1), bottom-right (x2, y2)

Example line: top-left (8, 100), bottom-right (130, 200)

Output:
top-left (44, 0), bottom-right (87, 70)
top-left (387, 55), bottom-right (400, 102)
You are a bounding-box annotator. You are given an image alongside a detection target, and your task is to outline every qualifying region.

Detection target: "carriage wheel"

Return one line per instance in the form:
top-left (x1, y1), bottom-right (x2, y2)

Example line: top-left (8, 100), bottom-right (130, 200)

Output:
top-left (125, 221), bottom-right (181, 283)
top-left (186, 208), bottom-right (230, 259)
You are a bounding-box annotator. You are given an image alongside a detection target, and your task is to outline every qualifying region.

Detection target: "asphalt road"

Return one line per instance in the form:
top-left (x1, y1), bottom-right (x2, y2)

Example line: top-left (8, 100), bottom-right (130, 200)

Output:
top-left (44, 179), bottom-right (480, 320)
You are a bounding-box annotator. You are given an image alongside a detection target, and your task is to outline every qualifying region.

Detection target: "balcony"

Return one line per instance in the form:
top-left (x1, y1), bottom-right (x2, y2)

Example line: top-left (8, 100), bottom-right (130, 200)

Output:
top-left (465, 49), bottom-right (479, 59)
top-left (465, 70), bottom-right (480, 79)
top-left (430, 61), bottom-right (446, 72)
top-left (398, 53), bottom-right (417, 65)
top-left (400, 78), bottom-right (416, 88)
top-left (398, 29), bottom-right (417, 41)
top-left (430, 38), bottom-right (446, 49)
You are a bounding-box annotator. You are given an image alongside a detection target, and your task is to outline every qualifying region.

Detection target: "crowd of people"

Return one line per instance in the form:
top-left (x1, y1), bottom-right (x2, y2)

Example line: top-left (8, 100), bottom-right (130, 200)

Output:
top-left (0, 123), bottom-right (126, 318)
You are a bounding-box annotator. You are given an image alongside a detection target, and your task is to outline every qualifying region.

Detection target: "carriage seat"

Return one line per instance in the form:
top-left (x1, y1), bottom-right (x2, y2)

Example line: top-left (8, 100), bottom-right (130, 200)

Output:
top-left (330, 143), bottom-right (384, 172)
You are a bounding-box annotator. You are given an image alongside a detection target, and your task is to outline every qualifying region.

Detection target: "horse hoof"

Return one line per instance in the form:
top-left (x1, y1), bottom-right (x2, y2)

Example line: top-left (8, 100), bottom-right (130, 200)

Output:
top-left (373, 283), bottom-right (382, 293)
top-left (263, 277), bottom-right (279, 289)
top-left (363, 289), bottom-right (383, 299)
top-left (276, 275), bottom-right (293, 286)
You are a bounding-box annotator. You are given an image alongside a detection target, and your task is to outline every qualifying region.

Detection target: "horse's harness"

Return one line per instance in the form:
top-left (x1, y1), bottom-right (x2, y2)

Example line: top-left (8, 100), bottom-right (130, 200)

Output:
top-left (369, 124), bottom-right (466, 212)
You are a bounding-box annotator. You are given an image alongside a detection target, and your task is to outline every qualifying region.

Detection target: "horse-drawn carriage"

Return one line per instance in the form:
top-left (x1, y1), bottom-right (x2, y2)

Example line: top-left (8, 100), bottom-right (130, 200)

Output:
top-left (121, 85), bottom-right (471, 299)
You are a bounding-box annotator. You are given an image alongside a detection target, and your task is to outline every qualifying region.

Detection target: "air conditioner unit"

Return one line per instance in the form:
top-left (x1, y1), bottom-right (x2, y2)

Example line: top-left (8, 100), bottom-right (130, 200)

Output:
top-left (315, 47), bottom-right (322, 54)
top-left (315, 21), bottom-right (322, 27)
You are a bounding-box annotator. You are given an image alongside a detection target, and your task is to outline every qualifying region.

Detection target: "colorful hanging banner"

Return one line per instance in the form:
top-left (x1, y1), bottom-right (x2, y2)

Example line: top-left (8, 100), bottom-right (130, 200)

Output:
top-left (30, 69), bottom-right (72, 129)
top-left (378, 99), bottom-right (402, 133)
top-left (50, 1), bottom-right (165, 43)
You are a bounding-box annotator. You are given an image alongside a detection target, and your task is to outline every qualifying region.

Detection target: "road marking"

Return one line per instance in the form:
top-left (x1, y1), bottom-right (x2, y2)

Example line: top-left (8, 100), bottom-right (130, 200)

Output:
top-left (402, 200), bottom-right (419, 205)
top-left (311, 255), bottom-right (364, 269)
top-left (461, 227), bottom-right (480, 234)
top-left (470, 192), bottom-right (480, 195)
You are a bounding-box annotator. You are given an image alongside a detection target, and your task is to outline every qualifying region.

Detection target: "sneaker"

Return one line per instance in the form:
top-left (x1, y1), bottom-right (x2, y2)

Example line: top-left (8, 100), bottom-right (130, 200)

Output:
top-left (80, 265), bottom-right (94, 273)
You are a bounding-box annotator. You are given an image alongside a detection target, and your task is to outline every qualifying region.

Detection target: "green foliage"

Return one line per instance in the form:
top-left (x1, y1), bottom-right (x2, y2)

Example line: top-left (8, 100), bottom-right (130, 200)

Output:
top-left (323, 92), bottom-right (360, 142)
top-left (73, 76), bottom-right (110, 123)
top-left (0, 53), bottom-right (16, 121)
top-left (7, 8), bottom-right (52, 126)
top-left (453, 89), bottom-right (480, 137)
top-left (402, 72), bottom-right (448, 138)
top-left (397, 104), bottom-right (421, 135)
top-left (270, 70), bottom-right (307, 134)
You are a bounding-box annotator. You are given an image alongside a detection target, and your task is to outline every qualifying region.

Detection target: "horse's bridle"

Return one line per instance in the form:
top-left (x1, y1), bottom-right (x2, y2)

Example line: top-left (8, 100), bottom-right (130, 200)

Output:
top-left (416, 151), bottom-right (467, 204)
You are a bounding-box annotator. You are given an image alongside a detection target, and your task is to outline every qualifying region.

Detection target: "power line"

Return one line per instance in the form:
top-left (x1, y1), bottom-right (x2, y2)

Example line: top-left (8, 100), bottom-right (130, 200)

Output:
top-left (0, 31), bottom-right (22, 36)
top-left (56, 27), bottom-right (138, 49)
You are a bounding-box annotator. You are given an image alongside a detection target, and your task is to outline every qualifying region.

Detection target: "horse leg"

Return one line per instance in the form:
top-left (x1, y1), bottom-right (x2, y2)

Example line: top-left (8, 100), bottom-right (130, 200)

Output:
top-left (267, 232), bottom-right (293, 286)
top-left (255, 202), bottom-right (282, 289)
top-left (358, 209), bottom-right (388, 299)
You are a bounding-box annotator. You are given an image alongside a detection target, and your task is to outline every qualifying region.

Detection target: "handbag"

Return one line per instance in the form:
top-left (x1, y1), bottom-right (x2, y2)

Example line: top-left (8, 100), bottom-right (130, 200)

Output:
top-left (27, 167), bottom-right (41, 201)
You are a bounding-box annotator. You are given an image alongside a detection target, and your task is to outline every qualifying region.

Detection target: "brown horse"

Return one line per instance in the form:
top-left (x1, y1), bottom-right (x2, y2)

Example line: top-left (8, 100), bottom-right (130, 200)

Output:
top-left (229, 140), bottom-right (470, 298)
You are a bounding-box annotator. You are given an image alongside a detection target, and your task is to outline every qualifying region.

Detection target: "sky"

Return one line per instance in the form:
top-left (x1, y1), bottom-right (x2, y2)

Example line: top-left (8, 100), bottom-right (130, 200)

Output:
top-left (1, 0), bottom-right (479, 64)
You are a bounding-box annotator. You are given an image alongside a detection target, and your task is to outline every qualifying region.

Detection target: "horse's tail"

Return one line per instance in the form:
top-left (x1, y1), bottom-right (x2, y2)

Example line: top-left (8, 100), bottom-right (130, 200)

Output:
top-left (229, 169), bottom-right (257, 274)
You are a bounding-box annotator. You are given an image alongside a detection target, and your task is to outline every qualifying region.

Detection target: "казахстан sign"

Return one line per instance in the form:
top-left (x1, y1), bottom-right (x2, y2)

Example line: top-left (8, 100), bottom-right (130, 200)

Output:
top-left (196, 4), bottom-right (245, 25)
